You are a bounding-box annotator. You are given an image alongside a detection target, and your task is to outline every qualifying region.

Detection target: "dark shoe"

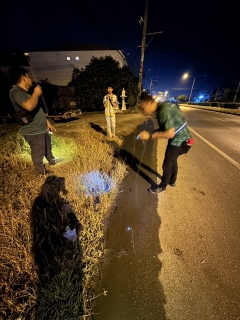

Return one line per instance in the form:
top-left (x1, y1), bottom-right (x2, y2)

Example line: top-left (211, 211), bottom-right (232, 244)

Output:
top-left (49, 158), bottom-right (63, 165)
top-left (148, 186), bottom-right (166, 194)
top-left (37, 169), bottom-right (54, 176)
top-left (169, 183), bottom-right (176, 187)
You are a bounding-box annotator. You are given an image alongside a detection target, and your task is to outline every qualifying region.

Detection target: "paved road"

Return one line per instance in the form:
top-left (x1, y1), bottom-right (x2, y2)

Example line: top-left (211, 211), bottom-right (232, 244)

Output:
top-left (159, 107), bottom-right (240, 320)
top-left (184, 106), bottom-right (240, 166)
top-left (94, 107), bottom-right (240, 320)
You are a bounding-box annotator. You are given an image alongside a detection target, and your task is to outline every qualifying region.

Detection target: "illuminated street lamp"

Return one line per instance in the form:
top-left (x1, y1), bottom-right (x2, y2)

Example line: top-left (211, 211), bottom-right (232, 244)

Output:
top-left (183, 73), bottom-right (206, 103)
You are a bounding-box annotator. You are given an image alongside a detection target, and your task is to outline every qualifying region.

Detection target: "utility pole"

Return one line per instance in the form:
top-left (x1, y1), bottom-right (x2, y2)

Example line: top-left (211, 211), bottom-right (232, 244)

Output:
top-left (137, 0), bottom-right (162, 96)
top-left (138, 0), bottom-right (148, 96)
top-left (149, 78), bottom-right (158, 95)
top-left (149, 78), bottom-right (153, 94)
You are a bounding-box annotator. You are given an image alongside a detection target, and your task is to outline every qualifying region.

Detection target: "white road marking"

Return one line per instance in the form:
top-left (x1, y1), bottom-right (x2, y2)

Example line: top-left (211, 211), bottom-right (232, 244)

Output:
top-left (212, 117), bottom-right (228, 122)
top-left (189, 127), bottom-right (240, 170)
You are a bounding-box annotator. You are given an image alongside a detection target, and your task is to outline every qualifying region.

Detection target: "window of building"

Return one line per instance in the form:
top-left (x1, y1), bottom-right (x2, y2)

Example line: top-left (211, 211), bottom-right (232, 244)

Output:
top-left (75, 56), bottom-right (79, 60)
top-left (66, 57), bottom-right (70, 61)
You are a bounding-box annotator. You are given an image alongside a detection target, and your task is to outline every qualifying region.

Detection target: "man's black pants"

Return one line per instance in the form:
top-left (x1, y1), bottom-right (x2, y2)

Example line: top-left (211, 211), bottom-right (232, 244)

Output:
top-left (24, 132), bottom-right (54, 173)
top-left (159, 141), bottom-right (191, 189)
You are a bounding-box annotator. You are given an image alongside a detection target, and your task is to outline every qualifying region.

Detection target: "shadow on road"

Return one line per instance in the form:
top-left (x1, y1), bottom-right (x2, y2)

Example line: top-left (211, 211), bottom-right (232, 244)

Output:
top-left (120, 148), bottom-right (162, 188)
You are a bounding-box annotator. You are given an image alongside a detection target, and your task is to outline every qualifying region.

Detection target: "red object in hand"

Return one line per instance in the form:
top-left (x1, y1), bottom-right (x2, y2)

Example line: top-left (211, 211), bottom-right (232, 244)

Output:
top-left (187, 138), bottom-right (194, 146)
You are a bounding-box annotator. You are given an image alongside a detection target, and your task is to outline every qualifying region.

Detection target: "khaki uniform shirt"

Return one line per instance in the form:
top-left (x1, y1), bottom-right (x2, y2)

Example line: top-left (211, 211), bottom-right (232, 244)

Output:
top-left (103, 94), bottom-right (118, 117)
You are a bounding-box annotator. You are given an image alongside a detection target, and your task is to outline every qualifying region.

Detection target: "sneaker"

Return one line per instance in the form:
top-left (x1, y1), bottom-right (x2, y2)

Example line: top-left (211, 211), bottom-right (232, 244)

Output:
top-left (49, 158), bottom-right (63, 165)
top-left (169, 183), bottom-right (176, 187)
top-left (148, 186), bottom-right (166, 194)
top-left (37, 169), bottom-right (54, 176)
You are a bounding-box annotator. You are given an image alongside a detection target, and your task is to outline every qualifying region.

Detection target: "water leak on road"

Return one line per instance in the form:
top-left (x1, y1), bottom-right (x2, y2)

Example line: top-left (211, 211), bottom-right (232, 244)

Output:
top-left (93, 119), bottom-right (167, 320)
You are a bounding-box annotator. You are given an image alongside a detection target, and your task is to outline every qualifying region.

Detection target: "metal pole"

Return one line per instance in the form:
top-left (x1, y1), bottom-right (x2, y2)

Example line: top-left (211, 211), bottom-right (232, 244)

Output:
top-left (233, 81), bottom-right (240, 102)
top-left (188, 77), bottom-right (195, 103)
top-left (25, 53), bottom-right (49, 114)
top-left (214, 87), bottom-right (219, 101)
top-left (138, 0), bottom-right (149, 96)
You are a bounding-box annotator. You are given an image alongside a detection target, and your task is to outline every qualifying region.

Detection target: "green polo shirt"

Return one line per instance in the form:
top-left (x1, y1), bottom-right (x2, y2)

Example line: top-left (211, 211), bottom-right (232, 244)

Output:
top-left (156, 101), bottom-right (191, 146)
top-left (9, 85), bottom-right (47, 135)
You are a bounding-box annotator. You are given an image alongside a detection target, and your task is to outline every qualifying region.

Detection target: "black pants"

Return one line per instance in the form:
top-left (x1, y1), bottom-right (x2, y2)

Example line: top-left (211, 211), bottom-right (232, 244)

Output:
top-left (24, 132), bottom-right (54, 173)
top-left (159, 141), bottom-right (191, 189)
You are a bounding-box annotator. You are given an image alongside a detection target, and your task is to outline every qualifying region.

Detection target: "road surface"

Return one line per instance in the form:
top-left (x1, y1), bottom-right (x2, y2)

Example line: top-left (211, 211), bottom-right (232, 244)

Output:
top-left (93, 107), bottom-right (240, 320)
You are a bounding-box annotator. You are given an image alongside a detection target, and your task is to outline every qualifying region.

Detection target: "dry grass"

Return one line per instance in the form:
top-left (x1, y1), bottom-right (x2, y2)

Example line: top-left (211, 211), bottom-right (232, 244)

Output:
top-left (57, 111), bottom-right (145, 137)
top-left (0, 115), bottom-right (141, 319)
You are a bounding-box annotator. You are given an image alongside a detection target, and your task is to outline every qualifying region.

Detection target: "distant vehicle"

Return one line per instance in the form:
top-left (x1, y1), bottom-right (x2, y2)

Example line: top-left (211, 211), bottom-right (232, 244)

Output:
top-left (37, 82), bottom-right (81, 121)
top-left (0, 79), bottom-right (81, 122)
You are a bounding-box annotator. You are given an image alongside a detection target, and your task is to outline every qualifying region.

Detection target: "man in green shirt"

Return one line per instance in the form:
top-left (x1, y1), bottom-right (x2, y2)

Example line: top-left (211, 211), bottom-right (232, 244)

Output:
top-left (9, 67), bottom-right (62, 175)
top-left (138, 91), bottom-right (193, 194)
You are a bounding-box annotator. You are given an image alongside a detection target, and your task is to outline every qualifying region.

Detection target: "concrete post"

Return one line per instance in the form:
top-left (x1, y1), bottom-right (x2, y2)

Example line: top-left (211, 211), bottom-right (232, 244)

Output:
top-left (121, 88), bottom-right (127, 111)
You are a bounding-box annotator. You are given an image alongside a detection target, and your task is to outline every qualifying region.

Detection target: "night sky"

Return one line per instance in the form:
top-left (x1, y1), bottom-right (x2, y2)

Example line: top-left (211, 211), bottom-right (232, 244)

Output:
top-left (1, 0), bottom-right (240, 99)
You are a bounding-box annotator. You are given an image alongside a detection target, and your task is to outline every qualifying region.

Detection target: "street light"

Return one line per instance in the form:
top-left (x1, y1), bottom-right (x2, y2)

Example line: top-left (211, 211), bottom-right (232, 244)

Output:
top-left (183, 73), bottom-right (206, 103)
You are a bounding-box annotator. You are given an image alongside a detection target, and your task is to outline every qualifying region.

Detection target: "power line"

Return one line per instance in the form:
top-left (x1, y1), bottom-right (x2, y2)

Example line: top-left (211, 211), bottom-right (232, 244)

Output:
top-left (73, 0), bottom-right (146, 75)
top-left (74, 0), bottom-right (129, 65)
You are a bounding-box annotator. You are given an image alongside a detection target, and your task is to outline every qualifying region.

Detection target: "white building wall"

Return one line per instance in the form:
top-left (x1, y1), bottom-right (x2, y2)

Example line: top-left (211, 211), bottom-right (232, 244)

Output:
top-left (26, 50), bottom-right (126, 86)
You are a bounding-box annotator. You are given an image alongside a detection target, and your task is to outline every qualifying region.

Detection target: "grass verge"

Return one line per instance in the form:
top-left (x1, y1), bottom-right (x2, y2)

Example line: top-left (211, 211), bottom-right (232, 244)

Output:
top-left (0, 120), bottom-right (127, 319)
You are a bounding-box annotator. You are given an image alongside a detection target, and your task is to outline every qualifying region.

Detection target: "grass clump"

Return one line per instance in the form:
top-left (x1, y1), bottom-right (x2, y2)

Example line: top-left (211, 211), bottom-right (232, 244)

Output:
top-left (0, 121), bottom-right (127, 319)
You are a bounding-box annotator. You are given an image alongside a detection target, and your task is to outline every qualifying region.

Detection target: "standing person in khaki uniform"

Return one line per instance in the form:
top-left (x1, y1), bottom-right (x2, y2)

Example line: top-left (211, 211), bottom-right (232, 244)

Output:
top-left (103, 86), bottom-right (118, 137)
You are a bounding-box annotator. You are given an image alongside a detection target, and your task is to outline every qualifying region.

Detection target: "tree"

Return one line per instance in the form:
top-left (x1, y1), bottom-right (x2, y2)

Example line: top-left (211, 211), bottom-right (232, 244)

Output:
top-left (177, 94), bottom-right (188, 103)
top-left (68, 56), bottom-right (138, 111)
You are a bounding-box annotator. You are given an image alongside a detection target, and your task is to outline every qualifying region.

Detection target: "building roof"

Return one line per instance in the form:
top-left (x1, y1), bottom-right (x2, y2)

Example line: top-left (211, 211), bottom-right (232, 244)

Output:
top-left (42, 44), bottom-right (118, 51)
top-left (0, 45), bottom-right (124, 66)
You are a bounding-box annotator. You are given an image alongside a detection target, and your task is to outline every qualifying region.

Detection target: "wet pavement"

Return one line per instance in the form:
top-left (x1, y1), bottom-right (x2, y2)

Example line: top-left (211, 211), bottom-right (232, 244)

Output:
top-left (93, 119), bottom-right (167, 320)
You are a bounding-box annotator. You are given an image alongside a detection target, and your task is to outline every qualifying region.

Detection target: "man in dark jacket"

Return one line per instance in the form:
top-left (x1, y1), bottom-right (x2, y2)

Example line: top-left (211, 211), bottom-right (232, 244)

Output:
top-left (9, 66), bottom-right (62, 175)
top-left (138, 91), bottom-right (193, 194)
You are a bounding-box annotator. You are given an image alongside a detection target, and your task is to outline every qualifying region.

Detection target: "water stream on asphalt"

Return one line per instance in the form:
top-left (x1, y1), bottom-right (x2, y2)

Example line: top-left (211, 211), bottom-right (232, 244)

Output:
top-left (93, 119), bottom-right (168, 320)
